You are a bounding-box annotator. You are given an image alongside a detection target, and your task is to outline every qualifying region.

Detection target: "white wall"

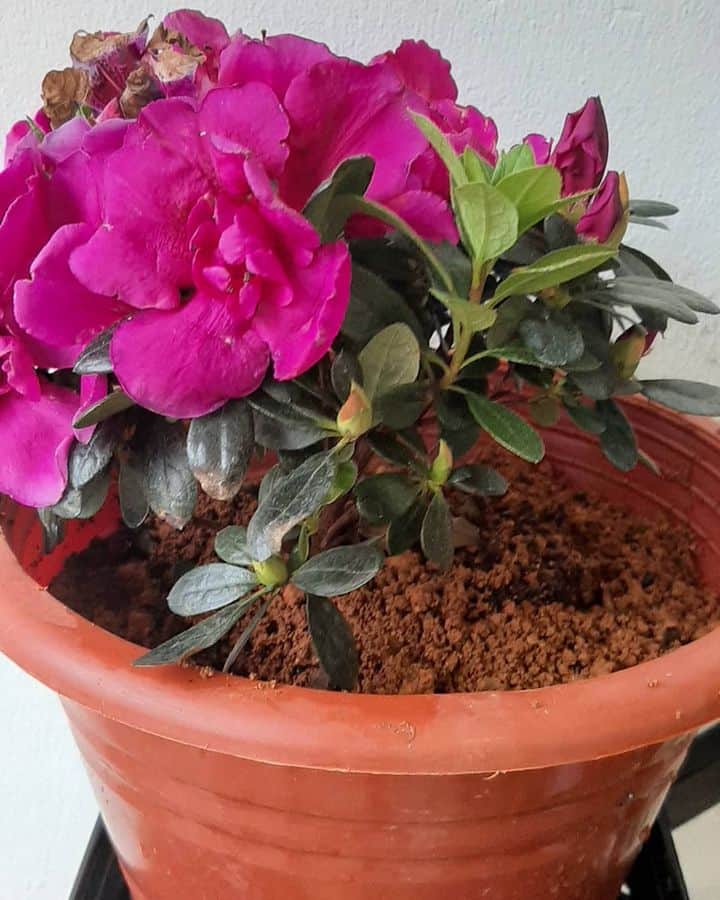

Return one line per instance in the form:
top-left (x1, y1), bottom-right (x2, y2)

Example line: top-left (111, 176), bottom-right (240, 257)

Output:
top-left (0, 1), bottom-right (718, 896)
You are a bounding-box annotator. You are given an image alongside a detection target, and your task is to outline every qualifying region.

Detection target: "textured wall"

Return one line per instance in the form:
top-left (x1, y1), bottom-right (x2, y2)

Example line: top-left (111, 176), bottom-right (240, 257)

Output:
top-left (0, 1), bottom-right (718, 896)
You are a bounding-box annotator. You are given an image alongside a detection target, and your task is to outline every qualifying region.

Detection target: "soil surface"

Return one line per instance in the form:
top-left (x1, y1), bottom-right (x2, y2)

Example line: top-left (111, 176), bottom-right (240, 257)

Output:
top-left (50, 445), bottom-right (720, 693)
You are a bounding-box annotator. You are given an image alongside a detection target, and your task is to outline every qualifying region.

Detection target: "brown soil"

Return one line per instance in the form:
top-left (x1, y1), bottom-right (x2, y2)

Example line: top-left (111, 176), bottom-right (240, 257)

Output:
top-left (50, 446), bottom-right (720, 693)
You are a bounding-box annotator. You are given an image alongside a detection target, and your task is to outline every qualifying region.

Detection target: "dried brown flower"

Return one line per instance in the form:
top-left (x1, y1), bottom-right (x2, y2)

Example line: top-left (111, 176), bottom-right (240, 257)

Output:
top-left (41, 67), bottom-right (90, 128)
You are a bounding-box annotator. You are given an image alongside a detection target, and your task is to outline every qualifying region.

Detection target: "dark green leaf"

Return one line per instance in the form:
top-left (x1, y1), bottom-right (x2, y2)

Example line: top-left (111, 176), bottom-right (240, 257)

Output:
top-left (223, 597), bottom-right (271, 673)
top-left (617, 245), bottom-right (671, 281)
top-left (358, 323), bottom-right (420, 399)
top-left (605, 277), bottom-right (719, 315)
top-left (72, 389), bottom-right (134, 429)
top-left (420, 491), bottom-right (454, 569)
top-left (449, 464), bottom-right (508, 496)
top-left (145, 420), bottom-right (197, 529)
top-left (563, 401), bottom-right (607, 434)
top-left (38, 508), bottom-right (64, 554)
top-left (544, 214), bottom-right (579, 251)
top-left (168, 563), bottom-right (257, 615)
top-left (375, 382), bottom-right (427, 429)
top-left (641, 380), bottom-right (720, 415)
top-left (466, 392), bottom-right (545, 463)
top-left (215, 525), bottom-right (253, 566)
top-left (291, 542), bottom-right (383, 597)
top-left (324, 460), bottom-right (358, 504)
top-left (433, 242), bottom-right (472, 296)
top-left (304, 156), bottom-right (375, 241)
top-left (628, 215), bottom-right (668, 231)
top-left (306, 595), bottom-right (358, 691)
top-left (331, 349), bottom-right (362, 401)
top-left (463, 344), bottom-right (541, 369)
top-left (386, 500), bottom-right (426, 555)
top-left (492, 244), bottom-right (616, 303)
top-left (629, 200), bottom-right (678, 218)
top-left (367, 432), bottom-right (419, 467)
top-left (73, 323), bottom-right (120, 375)
top-left (68, 424), bottom-right (117, 489)
top-left (247, 451), bottom-right (336, 560)
top-left (568, 367), bottom-right (617, 401)
top-left (441, 421), bottom-right (481, 458)
top-left (186, 400), bottom-right (253, 501)
top-left (249, 392), bottom-right (331, 450)
top-left (50, 469), bottom-right (110, 520)
top-left (597, 400), bottom-right (638, 472)
top-left (485, 295), bottom-right (535, 347)
top-left (342, 262), bottom-right (424, 345)
top-left (355, 473), bottom-right (419, 525)
top-left (118, 457), bottom-right (148, 529)
top-left (519, 310), bottom-right (584, 366)
top-left (133, 595), bottom-right (258, 667)
top-left (501, 230), bottom-right (546, 266)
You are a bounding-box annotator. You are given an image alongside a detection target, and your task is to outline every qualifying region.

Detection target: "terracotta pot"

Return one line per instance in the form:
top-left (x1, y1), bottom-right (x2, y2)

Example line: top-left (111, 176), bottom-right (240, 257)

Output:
top-left (1, 398), bottom-right (720, 900)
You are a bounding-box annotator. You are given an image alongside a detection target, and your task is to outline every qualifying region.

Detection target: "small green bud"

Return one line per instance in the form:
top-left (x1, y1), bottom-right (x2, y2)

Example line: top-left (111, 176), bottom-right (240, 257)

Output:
top-left (336, 381), bottom-right (372, 438)
top-left (252, 555), bottom-right (288, 588)
top-left (610, 325), bottom-right (646, 380)
top-left (428, 439), bottom-right (453, 486)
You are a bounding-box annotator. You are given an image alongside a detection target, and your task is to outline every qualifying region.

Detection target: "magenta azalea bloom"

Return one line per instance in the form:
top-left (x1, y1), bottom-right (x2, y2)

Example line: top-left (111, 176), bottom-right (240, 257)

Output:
top-left (576, 171), bottom-right (624, 243)
top-left (551, 97), bottom-right (609, 196)
top-left (524, 132), bottom-right (552, 165)
top-left (67, 88), bottom-right (350, 419)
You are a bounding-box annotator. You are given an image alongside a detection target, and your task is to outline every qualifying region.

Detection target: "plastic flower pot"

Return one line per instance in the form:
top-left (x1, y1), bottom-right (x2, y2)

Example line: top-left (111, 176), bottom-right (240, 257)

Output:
top-left (1, 397), bottom-right (719, 900)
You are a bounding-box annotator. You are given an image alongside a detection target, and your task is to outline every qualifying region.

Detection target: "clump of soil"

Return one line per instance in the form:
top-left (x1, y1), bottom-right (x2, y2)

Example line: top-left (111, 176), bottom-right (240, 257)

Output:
top-left (50, 446), bottom-right (720, 693)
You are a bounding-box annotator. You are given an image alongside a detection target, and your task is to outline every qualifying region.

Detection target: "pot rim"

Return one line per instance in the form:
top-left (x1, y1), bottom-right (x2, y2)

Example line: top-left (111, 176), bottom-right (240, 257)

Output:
top-left (1, 397), bottom-right (720, 775)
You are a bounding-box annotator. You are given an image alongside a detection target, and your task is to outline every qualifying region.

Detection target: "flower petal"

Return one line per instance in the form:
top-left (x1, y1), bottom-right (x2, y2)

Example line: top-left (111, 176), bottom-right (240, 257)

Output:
top-left (371, 40), bottom-right (457, 103)
top-left (74, 374), bottom-right (108, 444)
top-left (110, 293), bottom-right (269, 418)
top-left (0, 382), bottom-right (77, 507)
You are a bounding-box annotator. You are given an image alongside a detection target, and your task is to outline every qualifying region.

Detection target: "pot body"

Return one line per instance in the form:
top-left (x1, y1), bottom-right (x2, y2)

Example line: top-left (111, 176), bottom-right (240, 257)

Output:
top-left (2, 400), bottom-right (720, 900)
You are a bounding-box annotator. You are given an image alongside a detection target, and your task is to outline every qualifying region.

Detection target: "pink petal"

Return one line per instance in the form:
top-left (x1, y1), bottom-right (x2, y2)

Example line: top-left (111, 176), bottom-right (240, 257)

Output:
top-left (383, 190), bottom-right (458, 243)
top-left (74, 374), bottom-right (108, 444)
top-left (218, 33), bottom-right (334, 100)
top-left (110, 293), bottom-right (270, 418)
top-left (282, 58), bottom-right (427, 209)
top-left (524, 133), bottom-right (552, 165)
top-left (0, 176), bottom-right (49, 302)
top-left (162, 9), bottom-right (230, 57)
top-left (371, 40), bottom-right (457, 103)
top-left (0, 382), bottom-right (77, 507)
top-left (14, 223), bottom-right (131, 368)
top-left (253, 241), bottom-right (350, 380)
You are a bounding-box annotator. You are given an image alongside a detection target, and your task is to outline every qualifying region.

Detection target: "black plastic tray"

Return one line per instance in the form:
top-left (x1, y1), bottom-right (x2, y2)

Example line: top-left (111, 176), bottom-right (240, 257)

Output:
top-left (70, 725), bottom-right (720, 899)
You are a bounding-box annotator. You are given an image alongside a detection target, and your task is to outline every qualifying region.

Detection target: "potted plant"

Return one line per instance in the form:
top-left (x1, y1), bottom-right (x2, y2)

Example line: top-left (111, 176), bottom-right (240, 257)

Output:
top-left (1, 9), bottom-right (719, 900)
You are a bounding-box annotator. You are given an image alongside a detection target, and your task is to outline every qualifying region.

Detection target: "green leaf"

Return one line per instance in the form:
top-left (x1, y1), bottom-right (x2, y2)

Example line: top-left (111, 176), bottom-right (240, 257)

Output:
top-left (441, 421), bottom-right (481, 458)
top-left (597, 400), bottom-right (638, 472)
top-left (168, 563), bottom-right (257, 616)
top-left (386, 499), bottom-right (426, 555)
top-left (222, 597), bottom-right (272, 673)
top-left (466, 392), bottom-right (545, 463)
top-left (50, 469), bottom-right (111, 520)
top-left (355, 473), bottom-right (419, 525)
top-left (257, 464), bottom-right (283, 505)
top-left (486, 295), bottom-right (535, 347)
top-left (358, 323), bottom-right (420, 400)
top-left (563, 401), bottom-right (607, 434)
top-left (249, 392), bottom-right (332, 450)
top-left (641, 380), bottom-right (720, 416)
top-left (247, 451), bottom-right (336, 560)
top-left (411, 112), bottom-right (467, 186)
top-left (144, 420), bottom-right (197, 529)
top-left (420, 491), bottom-right (454, 569)
top-left (187, 400), bottom-right (254, 501)
top-left (462, 344), bottom-right (541, 370)
top-left (544, 213), bottom-right (580, 251)
top-left (215, 525), bottom-right (253, 566)
top-left (603, 277), bottom-right (719, 316)
top-left (291, 542), bottom-right (383, 597)
top-left (324, 460), bottom-right (358, 505)
top-left (38, 508), bottom-right (64, 554)
top-left (519, 310), bottom-right (584, 366)
top-left (342, 262), bottom-right (424, 345)
top-left (367, 431), bottom-right (423, 468)
top-left (72, 323), bottom-right (119, 375)
top-left (118, 457), bottom-right (148, 529)
top-left (72, 389), bottom-right (134, 429)
top-left (629, 200), bottom-right (678, 218)
top-left (448, 464), bottom-right (508, 496)
top-left (462, 147), bottom-right (492, 183)
top-left (496, 165), bottom-right (562, 233)
top-left (453, 181), bottom-right (519, 265)
top-left (492, 144), bottom-right (535, 183)
top-left (628, 215), bottom-right (668, 231)
top-left (306, 595), bottom-right (359, 690)
top-left (616, 245), bottom-right (672, 281)
top-left (492, 244), bottom-right (616, 303)
top-left (568, 367), bottom-right (617, 401)
top-left (304, 156), bottom-right (375, 241)
top-left (433, 242), bottom-right (473, 296)
top-left (68, 423), bottom-right (117, 489)
top-left (375, 382), bottom-right (427, 429)
top-left (447, 299), bottom-right (497, 333)
top-left (133, 594), bottom-right (259, 667)
top-left (331, 348), bottom-right (363, 401)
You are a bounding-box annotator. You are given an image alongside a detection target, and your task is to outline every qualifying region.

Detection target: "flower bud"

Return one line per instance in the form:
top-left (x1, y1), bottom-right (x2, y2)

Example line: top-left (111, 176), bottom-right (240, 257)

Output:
top-left (336, 381), bottom-right (372, 438)
top-left (551, 97), bottom-right (609, 195)
top-left (252, 555), bottom-right (288, 588)
top-left (428, 439), bottom-right (453, 486)
top-left (576, 171), bottom-right (628, 244)
top-left (610, 325), bottom-right (647, 379)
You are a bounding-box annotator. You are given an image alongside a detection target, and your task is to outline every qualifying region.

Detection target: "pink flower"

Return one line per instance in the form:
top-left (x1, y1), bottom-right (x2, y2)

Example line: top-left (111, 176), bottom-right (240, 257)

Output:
top-left (65, 89), bottom-right (350, 419)
top-left (524, 132), bottom-right (552, 165)
top-left (576, 171), bottom-right (624, 242)
top-left (550, 97), bottom-right (609, 196)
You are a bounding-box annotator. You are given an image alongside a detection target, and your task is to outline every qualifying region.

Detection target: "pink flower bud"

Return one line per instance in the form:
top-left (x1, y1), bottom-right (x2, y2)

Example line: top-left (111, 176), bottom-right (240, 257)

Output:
top-left (551, 97), bottom-right (609, 195)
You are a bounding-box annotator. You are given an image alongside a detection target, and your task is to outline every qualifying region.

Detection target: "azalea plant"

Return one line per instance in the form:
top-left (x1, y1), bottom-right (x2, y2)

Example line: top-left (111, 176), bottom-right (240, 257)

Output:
top-left (2, 10), bottom-right (719, 686)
